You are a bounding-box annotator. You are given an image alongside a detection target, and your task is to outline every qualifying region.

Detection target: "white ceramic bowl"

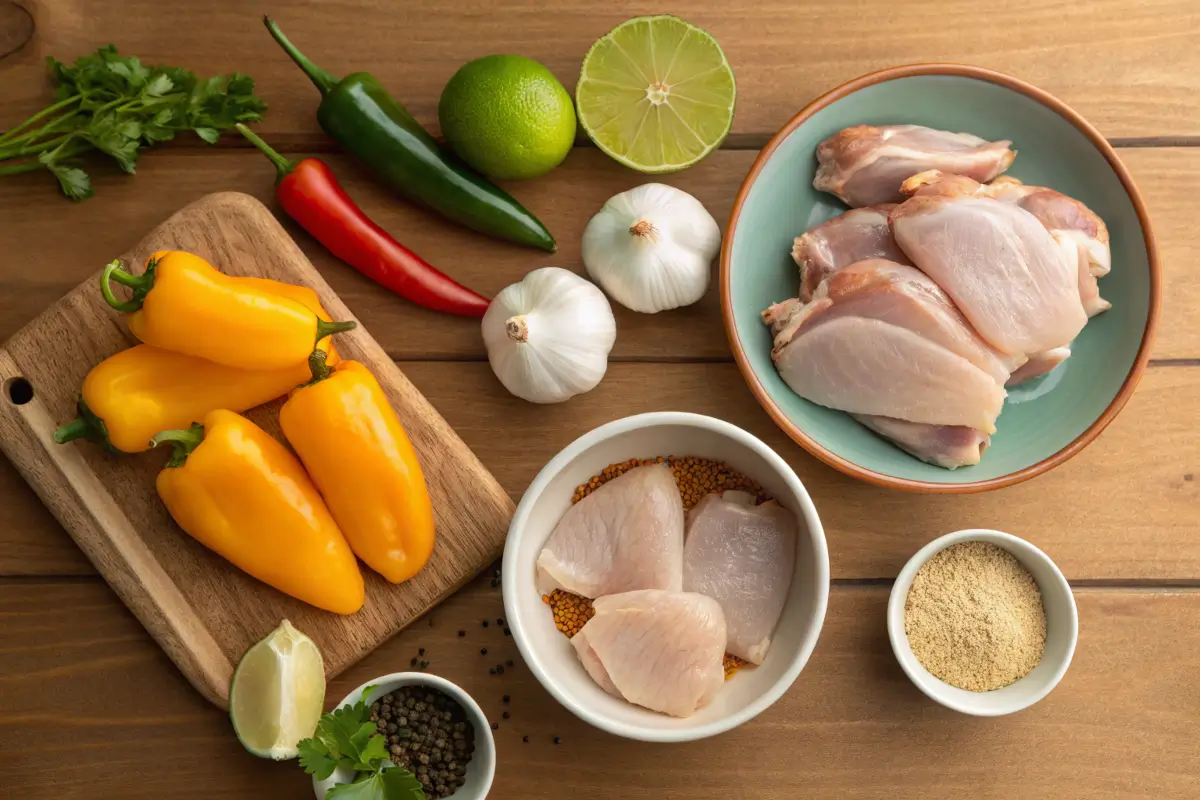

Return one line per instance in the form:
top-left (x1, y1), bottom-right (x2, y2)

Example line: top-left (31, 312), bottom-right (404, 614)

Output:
top-left (312, 672), bottom-right (495, 799)
top-left (887, 529), bottom-right (1078, 716)
top-left (502, 411), bottom-right (830, 742)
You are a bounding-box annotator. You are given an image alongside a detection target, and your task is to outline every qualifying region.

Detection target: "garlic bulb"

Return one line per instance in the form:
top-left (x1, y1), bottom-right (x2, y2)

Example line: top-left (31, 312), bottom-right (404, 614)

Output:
top-left (581, 183), bottom-right (722, 314)
top-left (482, 267), bottom-right (616, 404)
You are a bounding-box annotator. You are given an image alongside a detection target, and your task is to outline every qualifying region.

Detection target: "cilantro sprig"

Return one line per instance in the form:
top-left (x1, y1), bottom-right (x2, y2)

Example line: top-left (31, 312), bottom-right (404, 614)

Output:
top-left (299, 686), bottom-right (426, 800)
top-left (0, 45), bottom-right (266, 199)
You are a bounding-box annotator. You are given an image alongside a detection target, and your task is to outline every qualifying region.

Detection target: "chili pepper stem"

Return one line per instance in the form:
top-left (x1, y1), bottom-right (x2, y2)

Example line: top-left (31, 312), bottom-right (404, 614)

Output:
top-left (100, 259), bottom-right (155, 312)
top-left (263, 16), bottom-right (338, 95)
top-left (315, 319), bottom-right (356, 342)
top-left (235, 123), bottom-right (293, 183)
top-left (150, 423), bottom-right (206, 468)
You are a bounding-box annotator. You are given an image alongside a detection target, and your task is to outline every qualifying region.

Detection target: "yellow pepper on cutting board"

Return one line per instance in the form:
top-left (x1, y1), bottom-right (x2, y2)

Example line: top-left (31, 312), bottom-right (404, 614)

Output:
top-left (100, 250), bottom-right (356, 370)
top-left (280, 355), bottom-right (435, 584)
top-left (152, 409), bottom-right (365, 614)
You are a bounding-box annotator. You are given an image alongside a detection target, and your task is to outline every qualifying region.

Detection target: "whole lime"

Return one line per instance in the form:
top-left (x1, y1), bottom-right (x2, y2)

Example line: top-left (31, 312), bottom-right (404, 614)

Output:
top-left (439, 55), bottom-right (576, 181)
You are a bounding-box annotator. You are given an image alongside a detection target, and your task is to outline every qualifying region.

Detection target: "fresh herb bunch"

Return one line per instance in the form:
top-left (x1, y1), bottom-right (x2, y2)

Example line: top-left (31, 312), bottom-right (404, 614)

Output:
top-left (0, 45), bottom-right (266, 200)
top-left (299, 687), bottom-right (426, 800)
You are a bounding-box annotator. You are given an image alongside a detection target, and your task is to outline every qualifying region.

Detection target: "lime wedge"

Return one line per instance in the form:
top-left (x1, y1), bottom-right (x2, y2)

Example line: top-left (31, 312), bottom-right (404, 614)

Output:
top-left (229, 619), bottom-right (325, 760)
top-left (577, 15), bottom-right (736, 173)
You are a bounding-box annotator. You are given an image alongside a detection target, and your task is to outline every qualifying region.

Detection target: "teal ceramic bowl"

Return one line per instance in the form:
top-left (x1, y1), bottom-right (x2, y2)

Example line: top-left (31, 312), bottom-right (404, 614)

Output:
top-left (721, 64), bottom-right (1160, 493)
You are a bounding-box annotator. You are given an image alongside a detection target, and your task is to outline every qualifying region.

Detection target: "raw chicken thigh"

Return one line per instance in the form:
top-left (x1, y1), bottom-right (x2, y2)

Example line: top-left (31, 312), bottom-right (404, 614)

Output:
top-left (1005, 346), bottom-right (1071, 387)
top-left (791, 205), bottom-right (911, 301)
top-left (536, 464), bottom-right (683, 598)
top-left (682, 491), bottom-right (795, 664)
top-left (891, 173), bottom-right (1087, 357)
top-left (764, 259), bottom-right (1009, 432)
top-left (571, 590), bottom-right (726, 718)
top-left (985, 176), bottom-right (1111, 318)
top-left (852, 414), bottom-right (990, 469)
top-left (814, 124), bottom-right (1015, 207)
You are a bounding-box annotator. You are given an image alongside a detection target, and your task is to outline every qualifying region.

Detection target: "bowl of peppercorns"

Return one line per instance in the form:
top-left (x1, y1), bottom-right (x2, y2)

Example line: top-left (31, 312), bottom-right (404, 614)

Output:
top-left (312, 672), bottom-right (495, 799)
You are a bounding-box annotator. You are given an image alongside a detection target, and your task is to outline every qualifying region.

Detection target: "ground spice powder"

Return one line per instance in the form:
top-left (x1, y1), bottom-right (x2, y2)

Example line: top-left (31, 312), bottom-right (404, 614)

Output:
top-left (904, 541), bottom-right (1047, 692)
top-left (554, 455), bottom-right (763, 680)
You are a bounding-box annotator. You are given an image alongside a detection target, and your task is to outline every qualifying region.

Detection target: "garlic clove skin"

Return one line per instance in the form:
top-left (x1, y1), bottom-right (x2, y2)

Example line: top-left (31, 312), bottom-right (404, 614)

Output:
top-left (581, 183), bottom-right (722, 314)
top-left (482, 267), bottom-right (617, 404)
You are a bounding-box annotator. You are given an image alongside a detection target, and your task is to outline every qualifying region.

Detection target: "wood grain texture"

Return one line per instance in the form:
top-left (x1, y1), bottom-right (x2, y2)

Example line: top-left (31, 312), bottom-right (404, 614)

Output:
top-left (0, 148), bottom-right (1196, 360)
top-left (4, 362), bottom-right (1197, 581)
top-left (3, 0), bottom-right (1200, 139)
top-left (3, 578), bottom-right (1198, 799)
top-left (0, 193), bottom-right (513, 706)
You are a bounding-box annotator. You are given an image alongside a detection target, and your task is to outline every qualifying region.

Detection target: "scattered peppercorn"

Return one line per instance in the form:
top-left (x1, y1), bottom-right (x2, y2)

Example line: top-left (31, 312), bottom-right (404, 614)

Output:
top-left (420, 660), bottom-right (430, 668)
top-left (496, 665), bottom-right (504, 675)
top-left (496, 618), bottom-right (504, 626)
top-left (370, 686), bottom-right (474, 800)
top-left (419, 648), bottom-right (426, 656)
top-left (503, 628), bottom-right (511, 637)
top-left (522, 735), bottom-right (529, 743)
top-left (491, 722), bottom-right (499, 730)
top-left (502, 695), bottom-right (510, 704)
top-left (489, 667), bottom-right (496, 675)
top-left (502, 711), bottom-right (510, 719)
top-left (482, 620), bottom-right (489, 628)
top-left (553, 736), bottom-right (562, 744)
top-left (410, 657), bottom-right (418, 666)
top-left (480, 648), bottom-right (488, 655)
top-left (457, 630), bottom-right (466, 637)
top-left (506, 660), bottom-right (513, 667)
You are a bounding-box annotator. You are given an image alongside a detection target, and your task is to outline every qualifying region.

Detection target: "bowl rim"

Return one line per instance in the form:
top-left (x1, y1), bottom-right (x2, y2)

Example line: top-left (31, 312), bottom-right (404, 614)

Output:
top-left (719, 62), bottom-right (1162, 493)
top-left (311, 672), bottom-right (496, 799)
top-left (885, 529), bottom-right (1079, 716)
top-left (502, 410), bottom-right (831, 742)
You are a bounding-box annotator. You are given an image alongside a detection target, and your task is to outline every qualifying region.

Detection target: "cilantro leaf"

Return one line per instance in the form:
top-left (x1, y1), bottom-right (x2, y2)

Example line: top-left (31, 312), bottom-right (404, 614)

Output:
top-left (379, 766), bottom-right (426, 800)
top-left (38, 151), bottom-right (92, 200)
top-left (352, 731), bottom-right (391, 771)
top-left (298, 736), bottom-right (340, 781)
top-left (193, 126), bottom-right (220, 144)
top-left (327, 773), bottom-right (386, 800)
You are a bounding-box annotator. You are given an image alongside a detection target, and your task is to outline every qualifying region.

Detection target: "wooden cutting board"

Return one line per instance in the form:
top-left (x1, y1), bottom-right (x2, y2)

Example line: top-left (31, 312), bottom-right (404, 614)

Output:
top-left (0, 192), bottom-right (514, 708)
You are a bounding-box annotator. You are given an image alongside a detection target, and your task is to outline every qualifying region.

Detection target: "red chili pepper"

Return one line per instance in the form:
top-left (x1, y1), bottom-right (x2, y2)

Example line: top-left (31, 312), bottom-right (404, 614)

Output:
top-left (236, 124), bottom-right (490, 318)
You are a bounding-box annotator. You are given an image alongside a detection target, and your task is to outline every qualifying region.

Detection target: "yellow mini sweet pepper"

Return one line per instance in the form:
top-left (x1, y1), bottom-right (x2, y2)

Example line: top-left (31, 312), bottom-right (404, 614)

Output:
top-left (280, 355), bottom-right (435, 584)
top-left (152, 409), bottom-right (365, 614)
top-left (56, 280), bottom-right (341, 454)
top-left (100, 250), bottom-right (356, 370)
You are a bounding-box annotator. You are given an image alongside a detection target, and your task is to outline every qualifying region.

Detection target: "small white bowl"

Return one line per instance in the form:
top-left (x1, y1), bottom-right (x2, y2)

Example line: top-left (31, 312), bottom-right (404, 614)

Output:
top-left (502, 411), bottom-right (830, 742)
top-left (887, 529), bottom-right (1078, 716)
top-left (312, 672), bottom-right (495, 799)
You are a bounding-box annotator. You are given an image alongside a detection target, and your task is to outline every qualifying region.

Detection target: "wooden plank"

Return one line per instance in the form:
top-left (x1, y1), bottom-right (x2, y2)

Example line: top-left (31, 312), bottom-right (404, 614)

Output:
top-left (0, 148), bottom-right (1195, 359)
top-left (3, 1), bottom-right (1200, 139)
top-left (2, 578), bottom-right (1197, 798)
top-left (3, 362), bottom-right (1197, 580)
top-left (0, 192), bottom-right (513, 707)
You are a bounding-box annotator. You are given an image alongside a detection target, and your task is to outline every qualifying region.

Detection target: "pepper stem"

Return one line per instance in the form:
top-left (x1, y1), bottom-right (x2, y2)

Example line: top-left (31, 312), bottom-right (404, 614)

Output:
top-left (263, 16), bottom-right (339, 95)
top-left (305, 348), bottom-right (336, 386)
top-left (315, 319), bottom-right (357, 342)
top-left (236, 123), bottom-right (293, 183)
top-left (53, 417), bottom-right (92, 444)
top-left (149, 423), bottom-right (206, 468)
top-left (100, 258), bottom-right (156, 312)
top-left (505, 316), bottom-right (529, 343)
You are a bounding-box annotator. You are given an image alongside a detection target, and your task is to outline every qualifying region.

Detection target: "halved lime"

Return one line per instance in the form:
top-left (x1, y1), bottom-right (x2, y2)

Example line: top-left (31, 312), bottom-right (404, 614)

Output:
top-left (576, 15), bottom-right (736, 173)
top-left (229, 619), bottom-right (325, 760)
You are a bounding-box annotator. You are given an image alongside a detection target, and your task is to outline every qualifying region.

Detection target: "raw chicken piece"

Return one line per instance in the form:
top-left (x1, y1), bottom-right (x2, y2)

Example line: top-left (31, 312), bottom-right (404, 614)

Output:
top-left (891, 174), bottom-right (1087, 356)
top-left (536, 464), bottom-right (683, 598)
top-left (813, 124), bottom-right (1015, 207)
top-left (571, 590), bottom-right (726, 718)
top-left (986, 176), bottom-right (1111, 317)
top-left (767, 259), bottom-right (1019, 385)
top-left (682, 491), bottom-right (796, 664)
top-left (852, 414), bottom-right (990, 469)
top-left (1006, 346), bottom-right (1071, 386)
top-left (791, 205), bottom-right (911, 301)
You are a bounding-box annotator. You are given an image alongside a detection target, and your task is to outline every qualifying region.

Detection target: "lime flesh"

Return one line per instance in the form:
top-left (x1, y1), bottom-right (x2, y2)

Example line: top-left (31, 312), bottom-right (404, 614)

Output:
top-left (229, 619), bottom-right (325, 760)
top-left (577, 15), bottom-right (736, 173)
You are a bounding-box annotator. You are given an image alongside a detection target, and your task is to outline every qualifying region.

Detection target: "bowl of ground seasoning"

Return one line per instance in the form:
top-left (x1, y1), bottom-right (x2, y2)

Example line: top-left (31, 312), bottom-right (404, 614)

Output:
top-left (504, 412), bottom-right (829, 742)
top-left (312, 673), bottom-right (495, 799)
top-left (888, 529), bottom-right (1078, 716)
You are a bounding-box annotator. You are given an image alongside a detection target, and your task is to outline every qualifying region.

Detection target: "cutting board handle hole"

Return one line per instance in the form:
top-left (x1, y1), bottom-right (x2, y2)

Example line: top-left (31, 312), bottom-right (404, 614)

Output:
top-left (5, 377), bottom-right (33, 406)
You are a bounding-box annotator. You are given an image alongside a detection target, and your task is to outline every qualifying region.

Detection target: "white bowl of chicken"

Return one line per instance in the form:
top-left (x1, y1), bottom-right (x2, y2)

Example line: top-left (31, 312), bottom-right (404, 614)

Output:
top-left (502, 412), bottom-right (829, 742)
top-left (722, 64), bottom-right (1160, 492)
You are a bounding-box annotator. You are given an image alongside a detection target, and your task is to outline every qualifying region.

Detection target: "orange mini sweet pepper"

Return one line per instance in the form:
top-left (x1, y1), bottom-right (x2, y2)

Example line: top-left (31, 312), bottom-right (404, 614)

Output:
top-left (100, 250), bottom-right (356, 370)
top-left (152, 409), bottom-right (365, 614)
top-left (55, 280), bottom-right (341, 454)
top-left (280, 354), bottom-right (435, 584)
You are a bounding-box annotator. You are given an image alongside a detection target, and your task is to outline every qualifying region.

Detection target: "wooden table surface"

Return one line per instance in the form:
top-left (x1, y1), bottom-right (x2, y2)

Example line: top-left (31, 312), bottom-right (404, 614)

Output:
top-left (2, 2), bottom-right (1198, 798)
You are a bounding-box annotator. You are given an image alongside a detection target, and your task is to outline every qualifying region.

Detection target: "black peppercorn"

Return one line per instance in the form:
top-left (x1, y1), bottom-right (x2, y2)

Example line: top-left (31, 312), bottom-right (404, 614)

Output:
top-left (496, 618), bottom-right (504, 626)
top-left (491, 722), bottom-right (499, 730)
top-left (502, 711), bottom-right (509, 719)
top-left (410, 657), bottom-right (418, 666)
top-left (522, 735), bottom-right (529, 743)
top-left (553, 736), bottom-right (562, 744)
top-left (418, 648), bottom-right (426, 656)
top-left (482, 620), bottom-right (489, 628)
top-left (458, 630), bottom-right (466, 637)
top-left (506, 660), bottom-right (514, 667)
top-left (480, 648), bottom-right (488, 655)
top-left (502, 695), bottom-right (510, 704)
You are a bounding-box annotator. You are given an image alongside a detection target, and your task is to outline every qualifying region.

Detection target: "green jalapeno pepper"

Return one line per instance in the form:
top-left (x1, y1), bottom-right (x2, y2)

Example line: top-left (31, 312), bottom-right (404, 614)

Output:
top-left (264, 16), bottom-right (556, 253)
